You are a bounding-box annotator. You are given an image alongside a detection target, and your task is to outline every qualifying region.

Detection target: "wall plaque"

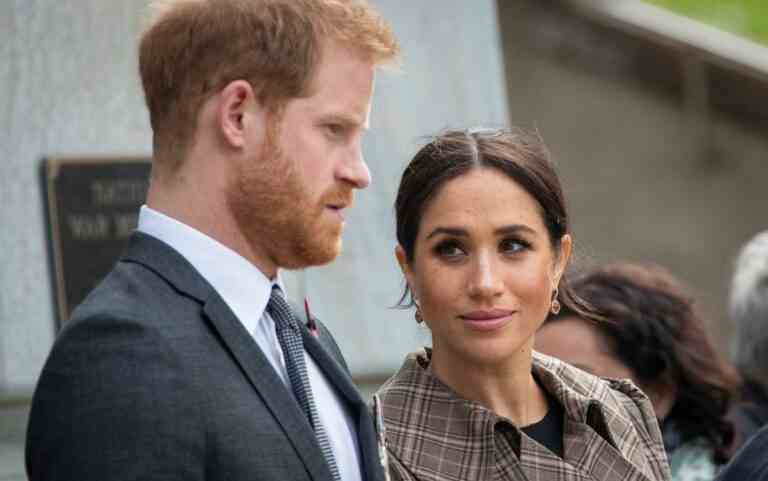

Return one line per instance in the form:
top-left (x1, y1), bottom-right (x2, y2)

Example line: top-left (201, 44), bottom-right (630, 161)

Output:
top-left (44, 158), bottom-right (151, 326)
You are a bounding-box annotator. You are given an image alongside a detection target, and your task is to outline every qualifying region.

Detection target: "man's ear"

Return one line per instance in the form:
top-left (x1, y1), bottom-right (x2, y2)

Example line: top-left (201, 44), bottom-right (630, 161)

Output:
top-left (217, 80), bottom-right (263, 149)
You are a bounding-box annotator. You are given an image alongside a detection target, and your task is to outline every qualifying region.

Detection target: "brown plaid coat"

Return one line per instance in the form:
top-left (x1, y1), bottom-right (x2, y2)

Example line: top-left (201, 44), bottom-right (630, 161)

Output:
top-left (375, 350), bottom-right (672, 481)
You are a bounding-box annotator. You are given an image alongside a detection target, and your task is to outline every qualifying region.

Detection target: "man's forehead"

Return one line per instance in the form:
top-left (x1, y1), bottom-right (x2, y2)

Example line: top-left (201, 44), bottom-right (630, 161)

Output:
top-left (292, 68), bottom-right (374, 123)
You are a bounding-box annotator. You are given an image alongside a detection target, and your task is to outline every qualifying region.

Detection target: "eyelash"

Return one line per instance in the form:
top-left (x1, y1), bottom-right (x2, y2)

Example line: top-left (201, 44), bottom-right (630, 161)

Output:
top-left (325, 123), bottom-right (345, 137)
top-left (500, 238), bottom-right (531, 254)
top-left (432, 237), bottom-right (531, 260)
top-left (433, 240), bottom-right (465, 258)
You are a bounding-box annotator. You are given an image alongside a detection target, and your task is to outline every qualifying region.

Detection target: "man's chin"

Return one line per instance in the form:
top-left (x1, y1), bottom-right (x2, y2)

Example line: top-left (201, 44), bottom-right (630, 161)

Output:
top-left (279, 237), bottom-right (342, 270)
top-left (308, 237), bottom-right (343, 266)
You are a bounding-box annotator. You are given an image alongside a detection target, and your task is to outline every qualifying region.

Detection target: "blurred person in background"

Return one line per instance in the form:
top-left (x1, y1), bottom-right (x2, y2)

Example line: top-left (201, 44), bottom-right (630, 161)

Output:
top-left (728, 230), bottom-right (768, 440)
top-left (375, 128), bottom-right (671, 481)
top-left (536, 262), bottom-right (740, 481)
top-left (714, 424), bottom-right (768, 481)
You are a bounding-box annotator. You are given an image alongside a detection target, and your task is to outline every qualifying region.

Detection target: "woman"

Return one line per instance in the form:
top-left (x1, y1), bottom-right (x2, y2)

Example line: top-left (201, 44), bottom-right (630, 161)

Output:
top-left (375, 128), bottom-right (671, 481)
top-left (536, 262), bottom-right (740, 481)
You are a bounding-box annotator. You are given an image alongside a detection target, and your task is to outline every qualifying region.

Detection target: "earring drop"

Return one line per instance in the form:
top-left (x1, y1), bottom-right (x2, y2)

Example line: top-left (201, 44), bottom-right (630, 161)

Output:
top-left (550, 287), bottom-right (561, 315)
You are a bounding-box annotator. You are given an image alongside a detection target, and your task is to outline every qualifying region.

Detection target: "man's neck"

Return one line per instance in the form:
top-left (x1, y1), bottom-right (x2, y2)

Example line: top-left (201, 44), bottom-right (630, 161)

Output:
top-left (146, 184), bottom-right (279, 279)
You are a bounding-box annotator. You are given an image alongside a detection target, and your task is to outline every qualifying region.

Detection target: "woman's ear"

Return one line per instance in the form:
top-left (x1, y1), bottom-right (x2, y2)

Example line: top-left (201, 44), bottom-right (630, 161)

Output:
top-left (554, 234), bottom-right (573, 285)
top-left (395, 245), bottom-right (414, 292)
top-left (395, 245), bottom-right (408, 274)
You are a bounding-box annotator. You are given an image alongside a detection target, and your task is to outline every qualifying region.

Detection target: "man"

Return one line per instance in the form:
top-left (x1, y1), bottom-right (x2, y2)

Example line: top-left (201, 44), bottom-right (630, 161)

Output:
top-left (729, 230), bottom-right (768, 440)
top-left (26, 1), bottom-right (399, 480)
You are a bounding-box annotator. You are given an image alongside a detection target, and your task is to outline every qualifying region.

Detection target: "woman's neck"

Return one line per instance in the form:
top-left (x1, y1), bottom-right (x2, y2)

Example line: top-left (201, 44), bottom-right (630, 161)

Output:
top-left (429, 343), bottom-right (549, 427)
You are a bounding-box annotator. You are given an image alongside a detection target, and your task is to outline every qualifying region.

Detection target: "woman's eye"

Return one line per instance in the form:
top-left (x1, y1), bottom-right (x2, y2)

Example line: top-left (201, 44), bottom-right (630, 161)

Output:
top-left (433, 241), bottom-right (465, 259)
top-left (500, 238), bottom-right (529, 254)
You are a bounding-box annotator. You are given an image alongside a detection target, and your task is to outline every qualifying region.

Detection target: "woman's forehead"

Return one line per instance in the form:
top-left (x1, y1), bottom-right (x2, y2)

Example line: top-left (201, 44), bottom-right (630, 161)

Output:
top-left (419, 169), bottom-right (548, 234)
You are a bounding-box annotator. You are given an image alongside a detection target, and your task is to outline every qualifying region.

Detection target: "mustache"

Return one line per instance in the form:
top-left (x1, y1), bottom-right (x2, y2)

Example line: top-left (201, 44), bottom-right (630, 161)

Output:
top-left (321, 187), bottom-right (354, 208)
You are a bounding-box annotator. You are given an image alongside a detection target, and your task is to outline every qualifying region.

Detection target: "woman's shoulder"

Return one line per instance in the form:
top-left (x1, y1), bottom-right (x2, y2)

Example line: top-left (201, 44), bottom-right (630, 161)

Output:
top-left (533, 351), bottom-right (657, 418)
top-left (533, 351), bottom-right (673, 481)
top-left (375, 349), bottom-right (434, 401)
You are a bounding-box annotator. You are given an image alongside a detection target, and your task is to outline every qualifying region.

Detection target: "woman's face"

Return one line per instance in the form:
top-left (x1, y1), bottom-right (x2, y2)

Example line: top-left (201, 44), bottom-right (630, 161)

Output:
top-left (397, 167), bottom-right (571, 367)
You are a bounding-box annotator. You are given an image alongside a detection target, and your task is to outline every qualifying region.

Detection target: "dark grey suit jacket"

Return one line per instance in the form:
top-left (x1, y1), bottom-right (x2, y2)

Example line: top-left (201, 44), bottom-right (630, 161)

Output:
top-left (26, 232), bottom-right (384, 481)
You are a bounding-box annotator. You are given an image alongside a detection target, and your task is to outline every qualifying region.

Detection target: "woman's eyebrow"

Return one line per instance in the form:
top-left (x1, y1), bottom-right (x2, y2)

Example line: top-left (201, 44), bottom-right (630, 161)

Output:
top-left (426, 227), bottom-right (467, 239)
top-left (426, 224), bottom-right (537, 240)
top-left (495, 225), bottom-right (536, 236)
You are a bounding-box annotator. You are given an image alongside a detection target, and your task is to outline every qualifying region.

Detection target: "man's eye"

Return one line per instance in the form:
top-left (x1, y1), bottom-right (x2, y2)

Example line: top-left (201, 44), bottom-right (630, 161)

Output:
top-left (326, 124), bottom-right (344, 136)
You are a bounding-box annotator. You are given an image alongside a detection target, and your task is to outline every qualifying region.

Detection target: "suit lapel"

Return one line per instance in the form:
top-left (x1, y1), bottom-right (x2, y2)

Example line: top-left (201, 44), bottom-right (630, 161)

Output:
top-left (123, 233), bottom-right (333, 481)
top-left (302, 329), bottom-right (384, 481)
top-left (206, 293), bottom-right (336, 481)
top-left (302, 330), bottom-right (363, 406)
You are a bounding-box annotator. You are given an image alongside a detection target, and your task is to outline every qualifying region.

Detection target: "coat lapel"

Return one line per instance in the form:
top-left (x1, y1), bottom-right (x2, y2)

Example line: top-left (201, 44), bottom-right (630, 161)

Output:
top-left (532, 352), bottom-right (661, 481)
top-left (302, 328), bottom-right (385, 481)
top-left (302, 329), bottom-right (363, 406)
top-left (204, 295), bottom-right (333, 481)
top-left (122, 232), bottom-right (333, 481)
top-left (564, 419), bottom-right (654, 481)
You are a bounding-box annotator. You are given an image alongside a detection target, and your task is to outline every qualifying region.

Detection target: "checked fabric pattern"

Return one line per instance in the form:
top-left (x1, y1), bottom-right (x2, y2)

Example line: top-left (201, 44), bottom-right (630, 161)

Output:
top-left (268, 286), bottom-right (340, 481)
top-left (377, 350), bottom-right (673, 481)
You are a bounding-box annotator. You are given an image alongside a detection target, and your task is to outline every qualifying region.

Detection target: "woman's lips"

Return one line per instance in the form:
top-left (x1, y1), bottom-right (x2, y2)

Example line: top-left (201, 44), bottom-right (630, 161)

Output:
top-left (460, 309), bottom-right (515, 331)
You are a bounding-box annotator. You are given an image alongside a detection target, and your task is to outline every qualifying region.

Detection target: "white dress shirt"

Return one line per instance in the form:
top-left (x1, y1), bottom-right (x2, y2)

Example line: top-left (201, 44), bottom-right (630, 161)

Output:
top-left (138, 206), bottom-right (362, 481)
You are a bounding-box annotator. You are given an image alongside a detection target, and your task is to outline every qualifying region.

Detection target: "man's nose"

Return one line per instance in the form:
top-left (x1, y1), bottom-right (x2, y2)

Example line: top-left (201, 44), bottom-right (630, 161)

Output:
top-left (337, 145), bottom-right (371, 189)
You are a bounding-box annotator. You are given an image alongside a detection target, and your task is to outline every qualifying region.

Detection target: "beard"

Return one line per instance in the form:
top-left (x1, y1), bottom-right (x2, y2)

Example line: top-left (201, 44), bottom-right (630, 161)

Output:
top-left (226, 126), bottom-right (353, 271)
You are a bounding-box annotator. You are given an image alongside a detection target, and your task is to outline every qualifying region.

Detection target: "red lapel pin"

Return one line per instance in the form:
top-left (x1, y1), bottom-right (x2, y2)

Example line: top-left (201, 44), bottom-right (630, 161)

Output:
top-left (304, 298), bottom-right (319, 337)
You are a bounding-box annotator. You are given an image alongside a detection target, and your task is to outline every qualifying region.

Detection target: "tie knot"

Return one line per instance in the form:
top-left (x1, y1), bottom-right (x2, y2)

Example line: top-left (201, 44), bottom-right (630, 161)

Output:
top-left (268, 286), bottom-right (299, 332)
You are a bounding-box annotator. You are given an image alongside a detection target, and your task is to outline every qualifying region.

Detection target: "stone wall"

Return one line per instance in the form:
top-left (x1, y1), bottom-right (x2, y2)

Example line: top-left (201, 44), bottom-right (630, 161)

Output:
top-left (498, 0), bottom-right (768, 350)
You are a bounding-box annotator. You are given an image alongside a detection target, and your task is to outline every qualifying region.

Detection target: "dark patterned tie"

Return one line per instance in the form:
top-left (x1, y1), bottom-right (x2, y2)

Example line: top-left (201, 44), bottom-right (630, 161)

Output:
top-left (267, 286), bottom-right (341, 481)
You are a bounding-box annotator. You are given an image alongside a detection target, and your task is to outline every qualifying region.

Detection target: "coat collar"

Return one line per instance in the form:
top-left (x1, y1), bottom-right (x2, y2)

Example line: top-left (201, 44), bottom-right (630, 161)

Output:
top-left (121, 231), bottom-right (212, 302)
top-left (377, 349), bottom-right (668, 481)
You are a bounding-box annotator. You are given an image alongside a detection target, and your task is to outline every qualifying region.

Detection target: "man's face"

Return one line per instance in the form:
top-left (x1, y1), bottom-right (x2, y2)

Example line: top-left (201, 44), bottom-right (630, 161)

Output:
top-left (228, 42), bottom-right (375, 271)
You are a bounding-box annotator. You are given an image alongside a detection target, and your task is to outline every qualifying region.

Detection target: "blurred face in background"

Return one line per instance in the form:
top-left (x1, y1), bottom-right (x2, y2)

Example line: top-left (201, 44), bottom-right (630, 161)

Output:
top-left (397, 167), bottom-right (570, 368)
top-left (535, 316), bottom-right (636, 380)
top-left (536, 316), bottom-right (678, 419)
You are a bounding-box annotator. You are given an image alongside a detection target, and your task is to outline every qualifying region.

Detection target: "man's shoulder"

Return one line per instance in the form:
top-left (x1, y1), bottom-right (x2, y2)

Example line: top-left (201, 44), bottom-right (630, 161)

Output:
top-left (69, 258), bottom-right (187, 327)
top-left (53, 257), bottom-right (206, 367)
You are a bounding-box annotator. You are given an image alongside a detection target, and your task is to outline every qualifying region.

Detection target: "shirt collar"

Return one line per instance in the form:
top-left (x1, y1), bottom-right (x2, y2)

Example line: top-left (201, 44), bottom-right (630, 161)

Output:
top-left (137, 205), bottom-right (283, 334)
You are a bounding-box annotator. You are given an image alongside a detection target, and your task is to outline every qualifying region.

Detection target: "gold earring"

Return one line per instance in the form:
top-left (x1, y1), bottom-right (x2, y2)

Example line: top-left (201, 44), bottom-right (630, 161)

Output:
top-left (414, 300), bottom-right (424, 324)
top-left (550, 287), bottom-right (561, 315)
